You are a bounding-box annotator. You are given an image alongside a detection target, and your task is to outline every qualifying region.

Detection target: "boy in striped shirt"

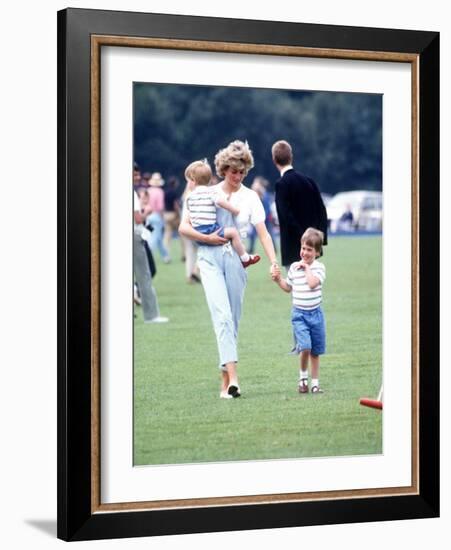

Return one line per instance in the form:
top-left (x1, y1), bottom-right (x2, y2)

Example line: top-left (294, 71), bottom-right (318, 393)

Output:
top-left (185, 160), bottom-right (260, 267)
top-left (273, 228), bottom-right (326, 394)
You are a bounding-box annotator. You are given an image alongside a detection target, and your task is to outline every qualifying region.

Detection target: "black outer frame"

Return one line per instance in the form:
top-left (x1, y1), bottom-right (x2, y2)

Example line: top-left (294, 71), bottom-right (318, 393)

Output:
top-left (57, 8), bottom-right (439, 542)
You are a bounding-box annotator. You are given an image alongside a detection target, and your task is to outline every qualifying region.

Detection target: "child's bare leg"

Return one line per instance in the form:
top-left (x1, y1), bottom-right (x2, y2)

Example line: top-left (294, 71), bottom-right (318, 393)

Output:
top-left (223, 227), bottom-right (246, 257)
top-left (298, 350), bottom-right (310, 393)
top-left (300, 350), bottom-right (310, 376)
top-left (310, 354), bottom-right (322, 392)
top-left (310, 354), bottom-right (320, 380)
top-left (223, 227), bottom-right (260, 267)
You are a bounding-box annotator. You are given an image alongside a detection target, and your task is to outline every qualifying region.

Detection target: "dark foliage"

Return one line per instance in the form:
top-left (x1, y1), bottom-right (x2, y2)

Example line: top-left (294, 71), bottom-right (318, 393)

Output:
top-left (134, 82), bottom-right (382, 194)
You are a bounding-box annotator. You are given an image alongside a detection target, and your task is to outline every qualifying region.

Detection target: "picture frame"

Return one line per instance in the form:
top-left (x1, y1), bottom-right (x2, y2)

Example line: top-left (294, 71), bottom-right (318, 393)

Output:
top-left (57, 7), bottom-right (439, 541)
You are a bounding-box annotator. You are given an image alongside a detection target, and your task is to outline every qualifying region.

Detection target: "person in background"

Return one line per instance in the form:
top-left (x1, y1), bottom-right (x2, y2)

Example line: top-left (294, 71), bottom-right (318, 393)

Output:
top-left (133, 179), bottom-right (169, 324)
top-left (133, 164), bottom-right (157, 306)
top-left (163, 176), bottom-right (182, 260)
top-left (144, 172), bottom-right (171, 263)
top-left (248, 176), bottom-right (277, 255)
top-left (133, 164), bottom-right (147, 197)
top-left (338, 203), bottom-right (354, 232)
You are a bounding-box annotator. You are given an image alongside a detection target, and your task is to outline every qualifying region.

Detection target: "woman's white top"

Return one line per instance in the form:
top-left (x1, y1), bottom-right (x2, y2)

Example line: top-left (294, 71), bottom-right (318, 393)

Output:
top-left (217, 182), bottom-right (265, 238)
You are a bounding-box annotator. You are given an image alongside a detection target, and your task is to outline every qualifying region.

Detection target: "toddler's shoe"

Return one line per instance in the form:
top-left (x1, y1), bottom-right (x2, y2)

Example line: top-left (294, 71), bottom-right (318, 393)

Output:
top-left (242, 255), bottom-right (260, 268)
top-left (227, 384), bottom-right (241, 398)
top-left (311, 385), bottom-right (324, 394)
top-left (298, 380), bottom-right (309, 394)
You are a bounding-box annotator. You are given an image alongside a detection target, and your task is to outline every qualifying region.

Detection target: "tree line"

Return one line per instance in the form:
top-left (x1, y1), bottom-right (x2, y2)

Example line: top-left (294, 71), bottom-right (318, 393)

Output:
top-left (134, 82), bottom-right (382, 194)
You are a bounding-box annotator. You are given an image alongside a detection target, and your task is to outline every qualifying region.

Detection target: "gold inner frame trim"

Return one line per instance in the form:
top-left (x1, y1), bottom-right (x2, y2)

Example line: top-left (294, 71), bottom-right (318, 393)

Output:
top-left (90, 35), bottom-right (420, 514)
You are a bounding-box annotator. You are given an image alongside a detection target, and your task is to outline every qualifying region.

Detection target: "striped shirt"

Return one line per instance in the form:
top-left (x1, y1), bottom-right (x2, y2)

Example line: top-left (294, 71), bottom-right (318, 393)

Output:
top-left (286, 260), bottom-right (326, 310)
top-left (186, 186), bottom-right (222, 228)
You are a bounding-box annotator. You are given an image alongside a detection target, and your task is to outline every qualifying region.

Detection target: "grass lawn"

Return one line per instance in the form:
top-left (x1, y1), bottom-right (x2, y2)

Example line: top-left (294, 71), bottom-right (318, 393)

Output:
top-left (134, 235), bottom-right (382, 465)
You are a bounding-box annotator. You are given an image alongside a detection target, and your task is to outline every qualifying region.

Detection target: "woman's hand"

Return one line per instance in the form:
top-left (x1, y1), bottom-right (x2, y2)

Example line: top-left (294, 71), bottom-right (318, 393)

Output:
top-left (206, 230), bottom-right (228, 245)
top-left (179, 219), bottom-right (228, 245)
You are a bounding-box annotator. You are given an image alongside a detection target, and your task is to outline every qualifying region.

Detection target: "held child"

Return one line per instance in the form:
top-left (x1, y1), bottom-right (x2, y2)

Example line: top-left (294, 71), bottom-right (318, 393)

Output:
top-left (184, 160), bottom-right (260, 268)
top-left (273, 228), bottom-right (326, 394)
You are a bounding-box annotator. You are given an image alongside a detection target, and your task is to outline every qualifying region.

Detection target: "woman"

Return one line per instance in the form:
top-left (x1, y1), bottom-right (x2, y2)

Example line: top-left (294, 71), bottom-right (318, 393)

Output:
top-left (163, 176), bottom-right (182, 257)
top-left (144, 172), bottom-right (170, 263)
top-left (179, 140), bottom-right (279, 399)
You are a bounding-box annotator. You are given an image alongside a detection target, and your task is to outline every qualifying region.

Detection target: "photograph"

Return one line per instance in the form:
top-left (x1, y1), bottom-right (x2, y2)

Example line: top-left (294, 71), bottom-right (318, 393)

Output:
top-left (0, 1), bottom-right (447, 548)
top-left (52, 4), bottom-right (441, 542)
top-left (132, 82), bottom-right (383, 467)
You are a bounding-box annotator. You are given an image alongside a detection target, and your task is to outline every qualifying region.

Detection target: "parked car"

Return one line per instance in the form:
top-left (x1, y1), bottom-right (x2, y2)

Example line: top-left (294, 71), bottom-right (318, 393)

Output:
top-left (327, 190), bottom-right (382, 233)
top-left (321, 193), bottom-right (333, 207)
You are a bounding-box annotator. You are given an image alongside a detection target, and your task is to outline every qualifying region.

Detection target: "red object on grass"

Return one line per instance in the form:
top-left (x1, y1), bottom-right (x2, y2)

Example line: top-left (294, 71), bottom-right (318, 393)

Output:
top-left (359, 397), bottom-right (383, 410)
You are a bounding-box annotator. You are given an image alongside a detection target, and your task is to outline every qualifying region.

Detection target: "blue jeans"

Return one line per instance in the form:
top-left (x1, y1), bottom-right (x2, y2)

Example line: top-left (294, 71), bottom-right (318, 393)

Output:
top-left (292, 306), bottom-right (326, 355)
top-left (147, 212), bottom-right (169, 261)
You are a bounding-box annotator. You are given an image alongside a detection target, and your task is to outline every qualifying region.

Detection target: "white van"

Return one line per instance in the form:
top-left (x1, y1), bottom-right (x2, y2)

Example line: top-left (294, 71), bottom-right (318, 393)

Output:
top-left (327, 190), bottom-right (382, 233)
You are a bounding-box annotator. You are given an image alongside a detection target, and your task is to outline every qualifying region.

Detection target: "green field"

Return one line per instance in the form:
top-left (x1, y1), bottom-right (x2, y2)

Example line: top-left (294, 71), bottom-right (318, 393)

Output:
top-left (134, 235), bottom-right (382, 465)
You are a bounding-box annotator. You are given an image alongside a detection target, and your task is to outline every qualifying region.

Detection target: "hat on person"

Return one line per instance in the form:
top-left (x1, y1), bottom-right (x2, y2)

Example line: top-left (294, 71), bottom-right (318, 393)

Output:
top-left (149, 172), bottom-right (165, 187)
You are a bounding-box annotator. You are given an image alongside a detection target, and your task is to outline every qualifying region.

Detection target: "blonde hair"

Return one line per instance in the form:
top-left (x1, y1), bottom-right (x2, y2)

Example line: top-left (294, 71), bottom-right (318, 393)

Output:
top-left (184, 159), bottom-right (212, 186)
top-left (301, 227), bottom-right (324, 254)
top-left (214, 140), bottom-right (254, 178)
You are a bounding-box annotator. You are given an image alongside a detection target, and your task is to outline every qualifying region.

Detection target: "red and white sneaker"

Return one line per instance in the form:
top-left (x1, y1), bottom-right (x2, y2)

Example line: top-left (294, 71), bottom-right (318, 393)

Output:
top-left (242, 255), bottom-right (261, 268)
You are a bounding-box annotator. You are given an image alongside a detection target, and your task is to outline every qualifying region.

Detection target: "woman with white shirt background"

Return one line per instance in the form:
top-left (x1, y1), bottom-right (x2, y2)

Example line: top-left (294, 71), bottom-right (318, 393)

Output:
top-left (179, 140), bottom-right (279, 399)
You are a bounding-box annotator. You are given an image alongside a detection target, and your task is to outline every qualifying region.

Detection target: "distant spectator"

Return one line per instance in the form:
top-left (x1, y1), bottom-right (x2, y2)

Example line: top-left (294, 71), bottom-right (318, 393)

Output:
top-left (271, 140), bottom-right (328, 268)
top-left (133, 164), bottom-right (147, 197)
top-left (133, 182), bottom-right (169, 324)
top-left (248, 176), bottom-right (277, 255)
top-left (140, 172), bottom-right (152, 192)
top-left (338, 204), bottom-right (354, 232)
top-left (163, 176), bottom-right (182, 259)
top-left (133, 165), bottom-right (157, 279)
top-left (145, 172), bottom-right (170, 263)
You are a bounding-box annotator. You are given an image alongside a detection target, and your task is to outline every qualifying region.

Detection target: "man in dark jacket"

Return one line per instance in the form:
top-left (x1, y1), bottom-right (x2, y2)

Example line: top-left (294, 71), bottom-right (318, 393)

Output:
top-left (272, 140), bottom-right (328, 267)
top-left (272, 140), bottom-right (328, 354)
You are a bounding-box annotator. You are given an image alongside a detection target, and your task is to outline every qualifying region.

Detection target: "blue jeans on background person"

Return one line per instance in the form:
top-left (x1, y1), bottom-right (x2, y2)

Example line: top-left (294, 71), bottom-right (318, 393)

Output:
top-left (147, 212), bottom-right (170, 262)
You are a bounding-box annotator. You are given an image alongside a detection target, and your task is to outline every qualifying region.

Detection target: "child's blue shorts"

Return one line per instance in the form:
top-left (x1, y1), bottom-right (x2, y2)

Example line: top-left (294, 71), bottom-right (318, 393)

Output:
top-left (195, 223), bottom-right (225, 246)
top-left (292, 306), bottom-right (326, 355)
